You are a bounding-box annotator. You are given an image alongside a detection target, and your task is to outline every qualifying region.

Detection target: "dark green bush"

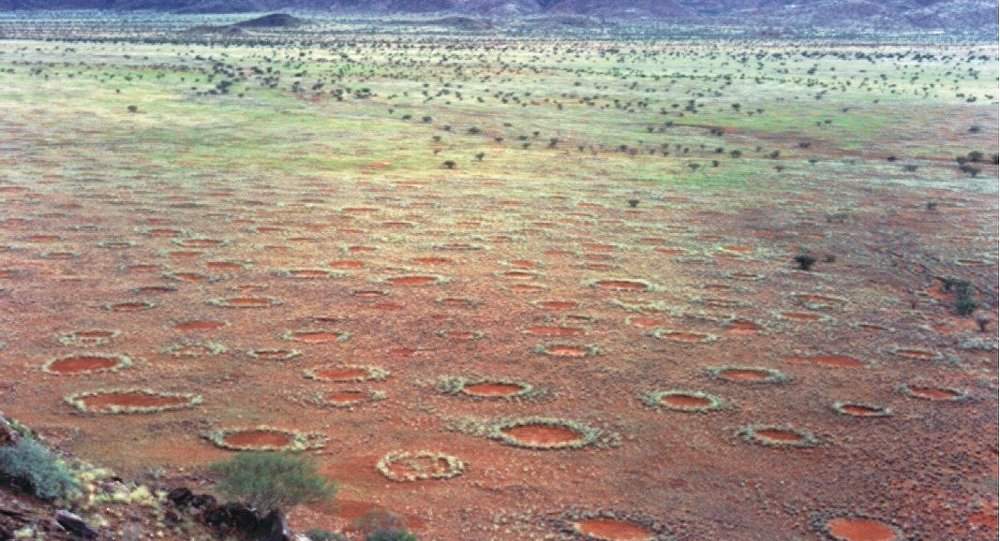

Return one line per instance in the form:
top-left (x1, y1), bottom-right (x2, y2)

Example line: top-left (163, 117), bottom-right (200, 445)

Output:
top-left (367, 530), bottom-right (418, 541)
top-left (209, 452), bottom-right (335, 513)
top-left (0, 437), bottom-right (79, 501)
top-left (305, 529), bottom-right (347, 541)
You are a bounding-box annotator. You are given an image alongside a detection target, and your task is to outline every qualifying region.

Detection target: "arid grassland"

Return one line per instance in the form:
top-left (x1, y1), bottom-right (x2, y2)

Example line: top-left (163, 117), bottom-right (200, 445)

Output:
top-left (0, 13), bottom-right (997, 541)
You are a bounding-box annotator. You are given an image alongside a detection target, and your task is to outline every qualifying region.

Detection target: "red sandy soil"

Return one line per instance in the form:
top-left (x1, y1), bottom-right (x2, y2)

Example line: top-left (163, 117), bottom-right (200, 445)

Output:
top-left (0, 162), bottom-right (997, 541)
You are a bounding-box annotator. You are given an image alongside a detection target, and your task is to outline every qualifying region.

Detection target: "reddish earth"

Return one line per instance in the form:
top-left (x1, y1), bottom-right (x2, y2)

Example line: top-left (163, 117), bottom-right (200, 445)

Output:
top-left (825, 517), bottom-right (898, 541)
top-left (0, 155), bottom-right (995, 541)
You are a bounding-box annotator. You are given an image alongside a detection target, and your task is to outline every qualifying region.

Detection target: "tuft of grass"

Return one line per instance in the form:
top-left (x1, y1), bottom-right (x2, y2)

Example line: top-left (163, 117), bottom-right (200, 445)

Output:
top-left (0, 437), bottom-right (79, 501)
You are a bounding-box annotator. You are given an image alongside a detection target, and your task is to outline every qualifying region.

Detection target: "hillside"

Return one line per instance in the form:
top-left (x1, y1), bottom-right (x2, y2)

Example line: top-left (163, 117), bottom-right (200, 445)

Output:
top-left (0, 0), bottom-right (997, 32)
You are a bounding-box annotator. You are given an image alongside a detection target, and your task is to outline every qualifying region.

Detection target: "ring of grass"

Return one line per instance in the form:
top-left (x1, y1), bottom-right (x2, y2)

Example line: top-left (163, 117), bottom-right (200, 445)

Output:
top-left (247, 348), bottom-right (302, 361)
top-left (376, 450), bottom-right (465, 482)
top-left (584, 278), bottom-right (660, 292)
top-left (380, 274), bottom-right (451, 286)
top-left (41, 250), bottom-right (79, 260)
top-left (435, 329), bottom-right (485, 341)
top-left (640, 390), bottom-right (725, 413)
top-left (297, 389), bottom-right (386, 409)
top-left (707, 366), bottom-right (790, 384)
top-left (435, 376), bottom-right (544, 401)
top-left (737, 424), bottom-right (818, 448)
top-left (649, 328), bottom-right (719, 343)
top-left (65, 388), bottom-right (202, 414)
top-left (42, 353), bottom-right (132, 375)
top-left (203, 426), bottom-right (327, 452)
top-left (533, 343), bottom-right (601, 358)
top-left (303, 364), bottom-right (389, 383)
top-left (163, 341), bottom-right (227, 357)
top-left (887, 346), bottom-right (943, 361)
top-left (102, 300), bottom-right (156, 312)
top-left (57, 330), bottom-right (121, 347)
top-left (281, 329), bottom-right (352, 344)
top-left (207, 296), bottom-right (282, 308)
top-left (273, 268), bottom-right (344, 280)
top-left (480, 417), bottom-right (616, 450)
top-left (552, 509), bottom-right (675, 541)
top-left (831, 401), bottom-right (892, 418)
top-left (98, 240), bottom-right (135, 249)
top-left (172, 237), bottom-right (229, 248)
top-left (162, 271), bottom-right (221, 284)
top-left (898, 383), bottom-right (969, 401)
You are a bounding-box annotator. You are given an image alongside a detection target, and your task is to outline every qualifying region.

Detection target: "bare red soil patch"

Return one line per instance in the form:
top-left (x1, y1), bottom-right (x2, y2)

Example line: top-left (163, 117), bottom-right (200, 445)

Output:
top-left (574, 518), bottom-right (654, 540)
top-left (824, 517), bottom-right (899, 541)
top-left (44, 354), bottom-right (129, 375)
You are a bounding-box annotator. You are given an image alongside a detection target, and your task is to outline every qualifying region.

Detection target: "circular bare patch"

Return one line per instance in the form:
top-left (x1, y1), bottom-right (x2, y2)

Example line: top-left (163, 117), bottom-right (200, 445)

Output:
top-left (832, 402), bottom-right (892, 418)
top-left (43, 353), bottom-right (131, 375)
top-left (575, 518), bottom-right (654, 540)
top-left (163, 341), bottom-right (226, 357)
top-left (66, 388), bottom-right (201, 414)
top-left (376, 451), bottom-right (465, 482)
top-left (384, 274), bottom-right (448, 287)
top-left (823, 517), bottom-right (899, 541)
top-left (283, 330), bottom-right (351, 344)
top-left (641, 390), bottom-right (724, 413)
top-left (248, 349), bottom-right (302, 361)
top-left (275, 268), bottom-right (340, 280)
top-left (208, 296), bottom-right (281, 309)
top-left (889, 347), bottom-right (941, 361)
top-left (57, 329), bottom-right (120, 347)
top-left (174, 320), bottom-right (227, 332)
top-left (738, 425), bottom-right (817, 448)
top-left (103, 300), bottom-right (156, 312)
top-left (173, 238), bottom-right (227, 249)
top-left (304, 364), bottom-right (389, 383)
top-left (204, 426), bottom-right (327, 451)
top-left (900, 384), bottom-right (968, 402)
top-left (588, 279), bottom-right (655, 292)
top-left (708, 366), bottom-right (789, 384)
top-left (436, 376), bottom-right (540, 401)
top-left (651, 329), bottom-right (717, 343)
top-left (553, 510), bottom-right (672, 541)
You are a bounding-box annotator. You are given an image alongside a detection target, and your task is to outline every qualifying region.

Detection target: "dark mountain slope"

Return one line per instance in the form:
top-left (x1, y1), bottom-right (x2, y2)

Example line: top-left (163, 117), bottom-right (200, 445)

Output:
top-left (0, 0), bottom-right (996, 33)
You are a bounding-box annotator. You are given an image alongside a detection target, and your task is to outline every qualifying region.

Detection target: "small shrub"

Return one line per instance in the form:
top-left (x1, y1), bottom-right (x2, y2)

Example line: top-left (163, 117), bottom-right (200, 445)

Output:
top-left (367, 530), bottom-right (418, 541)
top-left (0, 437), bottom-right (79, 501)
top-left (305, 529), bottom-right (347, 541)
top-left (627, 198), bottom-right (639, 208)
top-left (209, 452), bottom-right (335, 513)
top-left (793, 254), bottom-right (817, 271)
top-left (126, 105), bottom-right (139, 113)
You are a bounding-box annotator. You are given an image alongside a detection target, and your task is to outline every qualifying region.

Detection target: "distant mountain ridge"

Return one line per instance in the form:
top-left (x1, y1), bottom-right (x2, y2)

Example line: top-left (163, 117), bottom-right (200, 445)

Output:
top-left (0, 0), bottom-right (997, 32)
